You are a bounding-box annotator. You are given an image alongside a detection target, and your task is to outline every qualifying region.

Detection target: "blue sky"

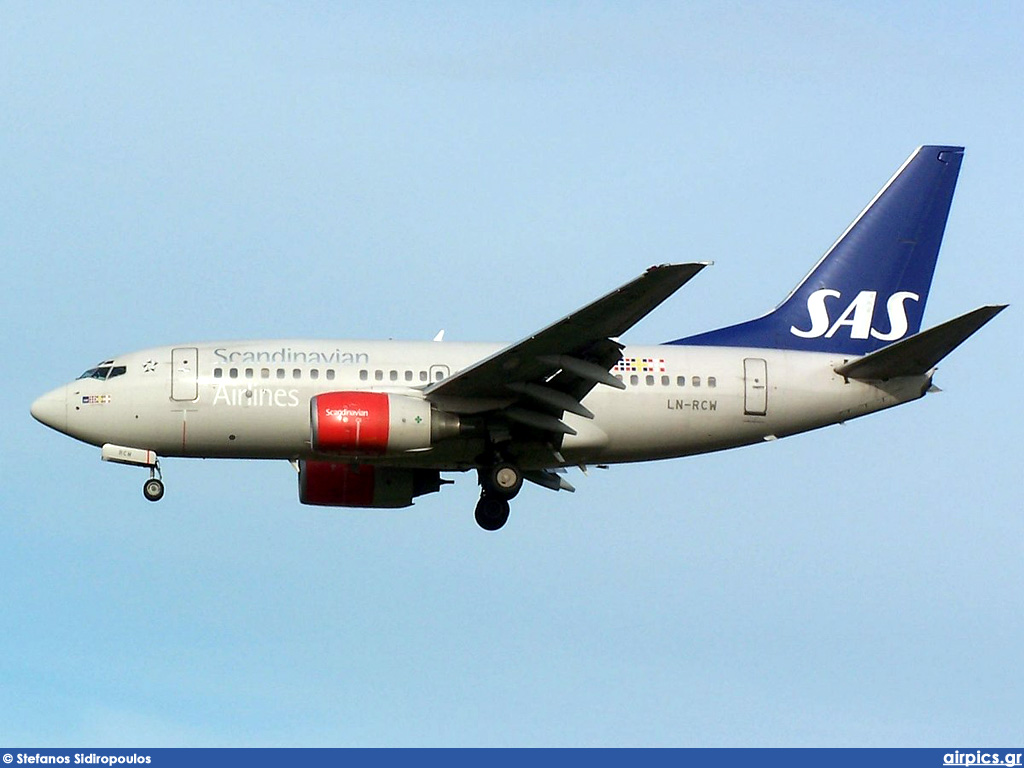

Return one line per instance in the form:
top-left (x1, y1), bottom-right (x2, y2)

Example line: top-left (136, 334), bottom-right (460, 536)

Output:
top-left (2, 2), bottom-right (1022, 747)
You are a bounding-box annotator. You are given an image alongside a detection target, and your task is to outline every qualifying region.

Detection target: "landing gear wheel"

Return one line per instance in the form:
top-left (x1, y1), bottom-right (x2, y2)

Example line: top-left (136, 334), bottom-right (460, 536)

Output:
top-left (143, 477), bottom-right (165, 502)
top-left (483, 462), bottom-right (523, 499)
top-left (475, 496), bottom-right (510, 531)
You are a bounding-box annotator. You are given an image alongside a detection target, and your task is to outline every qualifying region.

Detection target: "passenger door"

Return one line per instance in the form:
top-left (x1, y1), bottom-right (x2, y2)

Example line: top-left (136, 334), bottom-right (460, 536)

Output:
top-left (743, 357), bottom-right (768, 416)
top-left (171, 347), bottom-right (199, 401)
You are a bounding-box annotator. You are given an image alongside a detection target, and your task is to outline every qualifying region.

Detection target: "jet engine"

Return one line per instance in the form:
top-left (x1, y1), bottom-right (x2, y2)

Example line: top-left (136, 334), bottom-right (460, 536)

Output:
top-left (298, 460), bottom-right (443, 508)
top-left (310, 392), bottom-right (460, 455)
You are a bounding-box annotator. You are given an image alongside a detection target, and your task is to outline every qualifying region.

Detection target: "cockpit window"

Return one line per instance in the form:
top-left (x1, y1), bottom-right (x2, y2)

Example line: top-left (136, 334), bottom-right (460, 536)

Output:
top-left (77, 365), bottom-right (126, 381)
top-left (78, 367), bottom-right (112, 380)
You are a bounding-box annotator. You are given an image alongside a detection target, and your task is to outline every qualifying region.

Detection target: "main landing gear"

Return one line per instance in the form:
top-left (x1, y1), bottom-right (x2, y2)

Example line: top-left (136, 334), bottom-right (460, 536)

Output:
top-left (475, 495), bottom-right (510, 531)
top-left (475, 460), bottom-right (523, 531)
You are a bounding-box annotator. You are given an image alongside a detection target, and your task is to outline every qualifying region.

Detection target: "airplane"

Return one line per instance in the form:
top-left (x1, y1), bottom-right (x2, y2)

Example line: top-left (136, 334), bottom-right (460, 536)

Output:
top-left (31, 145), bottom-right (1005, 531)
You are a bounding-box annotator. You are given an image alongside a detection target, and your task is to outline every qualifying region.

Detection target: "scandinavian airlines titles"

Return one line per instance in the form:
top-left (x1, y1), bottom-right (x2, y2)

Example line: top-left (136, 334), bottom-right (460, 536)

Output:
top-left (213, 347), bottom-right (370, 365)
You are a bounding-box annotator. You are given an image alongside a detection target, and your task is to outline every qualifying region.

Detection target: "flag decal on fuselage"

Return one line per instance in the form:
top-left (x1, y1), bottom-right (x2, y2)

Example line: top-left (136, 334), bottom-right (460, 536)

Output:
top-left (612, 357), bottom-right (666, 374)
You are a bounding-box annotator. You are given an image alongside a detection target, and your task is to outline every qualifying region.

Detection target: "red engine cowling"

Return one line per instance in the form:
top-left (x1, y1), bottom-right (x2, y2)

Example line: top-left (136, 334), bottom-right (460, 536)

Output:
top-left (298, 461), bottom-right (443, 508)
top-left (311, 392), bottom-right (433, 455)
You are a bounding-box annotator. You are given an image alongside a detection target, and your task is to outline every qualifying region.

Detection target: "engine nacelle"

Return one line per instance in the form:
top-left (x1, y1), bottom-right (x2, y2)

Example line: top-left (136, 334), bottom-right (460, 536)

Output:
top-left (298, 461), bottom-right (443, 508)
top-left (311, 391), bottom-right (458, 455)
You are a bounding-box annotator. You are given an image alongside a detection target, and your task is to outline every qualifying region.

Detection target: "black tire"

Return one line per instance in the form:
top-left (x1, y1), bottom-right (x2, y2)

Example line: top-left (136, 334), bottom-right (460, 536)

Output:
top-left (483, 462), bottom-right (523, 499)
top-left (143, 478), bottom-right (165, 502)
top-left (474, 496), bottom-right (510, 531)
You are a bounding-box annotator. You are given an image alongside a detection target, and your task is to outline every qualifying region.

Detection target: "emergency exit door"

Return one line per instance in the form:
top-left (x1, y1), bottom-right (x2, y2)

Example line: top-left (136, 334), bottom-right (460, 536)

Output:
top-left (171, 347), bottom-right (199, 401)
top-left (743, 357), bottom-right (768, 416)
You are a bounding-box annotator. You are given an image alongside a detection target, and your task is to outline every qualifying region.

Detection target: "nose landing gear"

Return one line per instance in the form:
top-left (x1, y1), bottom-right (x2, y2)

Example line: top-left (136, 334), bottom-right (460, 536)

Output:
top-left (99, 444), bottom-right (165, 503)
top-left (143, 462), bottom-right (164, 502)
top-left (143, 476), bottom-right (165, 502)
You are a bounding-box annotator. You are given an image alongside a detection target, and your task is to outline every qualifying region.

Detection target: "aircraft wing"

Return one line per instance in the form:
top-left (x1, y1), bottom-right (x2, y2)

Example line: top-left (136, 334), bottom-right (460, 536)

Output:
top-left (424, 263), bottom-right (708, 431)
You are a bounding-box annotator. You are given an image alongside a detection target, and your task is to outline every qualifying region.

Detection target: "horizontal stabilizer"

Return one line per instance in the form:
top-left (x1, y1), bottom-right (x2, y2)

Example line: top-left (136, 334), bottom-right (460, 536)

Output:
top-left (835, 305), bottom-right (1006, 380)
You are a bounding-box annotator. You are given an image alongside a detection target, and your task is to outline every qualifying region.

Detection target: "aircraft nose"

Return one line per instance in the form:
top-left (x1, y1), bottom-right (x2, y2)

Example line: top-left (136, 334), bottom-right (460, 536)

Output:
top-left (31, 384), bottom-right (68, 433)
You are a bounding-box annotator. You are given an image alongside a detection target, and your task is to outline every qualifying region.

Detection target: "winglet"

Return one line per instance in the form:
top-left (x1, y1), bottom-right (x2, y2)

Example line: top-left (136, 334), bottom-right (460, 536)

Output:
top-left (835, 304), bottom-right (1007, 380)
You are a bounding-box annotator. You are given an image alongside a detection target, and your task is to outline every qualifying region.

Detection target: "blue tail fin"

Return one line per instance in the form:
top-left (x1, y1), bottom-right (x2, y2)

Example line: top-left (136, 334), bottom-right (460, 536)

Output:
top-left (669, 145), bottom-right (964, 355)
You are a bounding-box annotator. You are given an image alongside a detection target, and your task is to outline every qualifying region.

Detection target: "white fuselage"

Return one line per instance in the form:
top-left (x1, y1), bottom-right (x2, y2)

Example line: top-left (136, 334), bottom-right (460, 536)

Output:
top-left (37, 339), bottom-right (930, 471)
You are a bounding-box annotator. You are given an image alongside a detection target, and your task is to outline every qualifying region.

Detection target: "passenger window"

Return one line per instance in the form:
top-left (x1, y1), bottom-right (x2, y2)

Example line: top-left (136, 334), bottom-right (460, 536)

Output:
top-left (292, 369), bottom-right (302, 379)
top-left (692, 376), bottom-right (701, 387)
top-left (359, 370), bottom-right (368, 381)
top-left (677, 376), bottom-right (685, 387)
top-left (375, 370), bottom-right (384, 381)
top-left (327, 370), bottom-right (336, 381)
top-left (277, 369), bottom-right (285, 380)
top-left (230, 368), bottom-right (238, 379)
top-left (405, 370), bottom-right (413, 382)
top-left (261, 368), bottom-right (270, 379)
top-left (434, 370), bottom-right (444, 381)
top-left (420, 371), bottom-right (428, 382)
top-left (310, 369), bottom-right (319, 380)
top-left (390, 370), bottom-right (398, 381)
top-left (646, 375), bottom-right (654, 386)
top-left (661, 375), bottom-right (669, 386)
top-left (214, 368), bottom-right (223, 379)
top-left (630, 375), bottom-right (639, 386)
top-left (708, 376), bottom-right (717, 388)
top-left (615, 374), bottom-right (623, 382)
top-left (245, 368), bottom-right (254, 379)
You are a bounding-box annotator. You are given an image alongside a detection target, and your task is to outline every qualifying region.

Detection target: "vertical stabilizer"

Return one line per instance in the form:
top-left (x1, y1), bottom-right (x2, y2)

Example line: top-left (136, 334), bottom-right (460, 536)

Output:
top-left (670, 146), bottom-right (964, 355)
